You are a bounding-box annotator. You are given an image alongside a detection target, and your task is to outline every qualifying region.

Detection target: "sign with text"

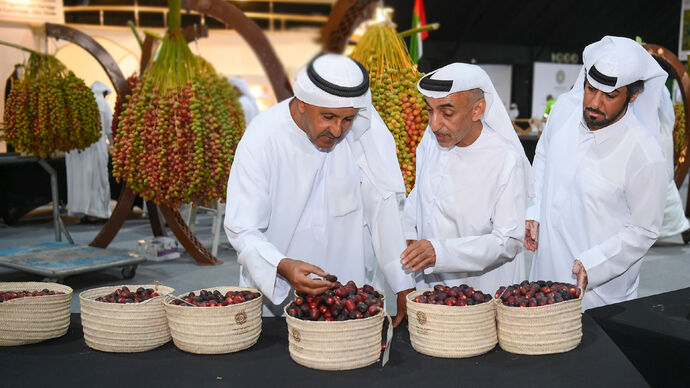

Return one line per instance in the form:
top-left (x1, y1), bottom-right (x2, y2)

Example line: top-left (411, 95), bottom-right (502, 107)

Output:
top-left (531, 62), bottom-right (581, 119)
top-left (0, 0), bottom-right (64, 24)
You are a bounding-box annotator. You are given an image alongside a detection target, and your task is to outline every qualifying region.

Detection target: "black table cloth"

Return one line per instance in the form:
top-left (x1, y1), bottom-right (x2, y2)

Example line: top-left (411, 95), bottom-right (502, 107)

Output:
top-left (586, 287), bottom-right (690, 387)
top-left (1, 313), bottom-right (647, 387)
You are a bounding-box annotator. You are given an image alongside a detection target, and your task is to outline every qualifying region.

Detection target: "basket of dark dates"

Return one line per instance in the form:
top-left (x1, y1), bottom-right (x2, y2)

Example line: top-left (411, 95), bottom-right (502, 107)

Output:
top-left (284, 275), bottom-right (388, 370)
top-left (0, 281), bottom-right (72, 346)
top-left (494, 280), bottom-right (583, 355)
top-left (80, 284), bottom-right (174, 352)
top-left (406, 284), bottom-right (497, 358)
top-left (164, 287), bottom-right (262, 354)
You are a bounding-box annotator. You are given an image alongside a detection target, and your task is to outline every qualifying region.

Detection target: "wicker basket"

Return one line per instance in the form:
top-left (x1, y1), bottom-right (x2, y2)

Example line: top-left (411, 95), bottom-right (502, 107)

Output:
top-left (164, 286), bottom-right (262, 354)
top-left (80, 284), bottom-right (174, 353)
top-left (406, 289), bottom-right (497, 358)
top-left (496, 293), bottom-right (583, 355)
top-left (284, 292), bottom-right (388, 370)
top-left (0, 282), bottom-right (73, 346)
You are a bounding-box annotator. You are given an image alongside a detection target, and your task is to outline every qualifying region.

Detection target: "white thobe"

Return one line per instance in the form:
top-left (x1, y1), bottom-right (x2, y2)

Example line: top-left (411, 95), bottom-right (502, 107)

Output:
top-left (238, 95), bottom-right (260, 125)
top-left (402, 124), bottom-right (526, 294)
top-left (65, 93), bottom-right (112, 219)
top-left (224, 99), bottom-right (415, 316)
top-left (528, 109), bottom-right (667, 310)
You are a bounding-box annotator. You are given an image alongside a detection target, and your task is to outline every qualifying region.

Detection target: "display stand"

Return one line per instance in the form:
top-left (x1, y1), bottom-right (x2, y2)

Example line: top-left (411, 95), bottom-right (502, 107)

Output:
top-left (37, 159), bottom-right (73, 244)
top-left (45, 0), bottom-right (293, 265)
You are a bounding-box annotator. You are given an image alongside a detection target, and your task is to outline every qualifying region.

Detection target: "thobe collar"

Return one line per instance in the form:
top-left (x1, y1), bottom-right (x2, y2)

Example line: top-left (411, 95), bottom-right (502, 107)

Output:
top-left (579, 109), bottom-right (631, 145)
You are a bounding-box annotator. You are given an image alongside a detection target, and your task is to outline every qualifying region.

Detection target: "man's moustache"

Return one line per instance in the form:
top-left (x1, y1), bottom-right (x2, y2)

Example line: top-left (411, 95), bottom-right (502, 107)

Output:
top-left (585, 107), bottom-right (605, 116)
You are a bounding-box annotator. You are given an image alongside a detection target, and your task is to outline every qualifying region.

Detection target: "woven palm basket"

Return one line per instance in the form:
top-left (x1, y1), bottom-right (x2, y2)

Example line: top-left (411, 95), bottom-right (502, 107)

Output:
top-left (164, 286), bottom-right (262, 354)
top-left (406, 289), bottom-right (497, 358)
top-left (0, 282), bottom-right (73, 346)
top-left (80, 284), bottom-right (174, 353)
top-left (284, 290), bottom-right (387, 371)
top-left (496, 292), bottom-right (583, 355)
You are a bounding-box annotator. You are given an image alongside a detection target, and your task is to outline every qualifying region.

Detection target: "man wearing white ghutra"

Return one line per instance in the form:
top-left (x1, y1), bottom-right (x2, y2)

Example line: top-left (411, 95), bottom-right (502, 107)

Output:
top-left (400, 63), bottom-right (533, 294)
top-left (224, 53), bottom-right (415, 323)
top-left (525, 36), bottom-right (668, 310)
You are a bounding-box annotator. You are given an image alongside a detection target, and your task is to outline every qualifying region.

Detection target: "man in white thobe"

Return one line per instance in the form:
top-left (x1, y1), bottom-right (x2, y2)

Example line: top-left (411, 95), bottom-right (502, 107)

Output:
top-left (228, 76), bottom-right (260, 125)
top-left (400, 64), bottom-right (533, 294)
top-left (525, 36), bottom-right (668, 310)
top-left (65, 81), bottom-right (112, 221)
top-left (224, 54), bottom-right (415, 323)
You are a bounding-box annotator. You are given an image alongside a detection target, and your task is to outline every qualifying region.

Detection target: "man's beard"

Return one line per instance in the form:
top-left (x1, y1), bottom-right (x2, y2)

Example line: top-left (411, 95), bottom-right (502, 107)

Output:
top-left (583, 99), bottom-right (629, 130)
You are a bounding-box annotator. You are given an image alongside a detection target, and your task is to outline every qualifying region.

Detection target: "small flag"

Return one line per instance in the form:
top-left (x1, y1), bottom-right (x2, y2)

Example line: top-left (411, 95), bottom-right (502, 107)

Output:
top-left (410, 0), bottom-right (428, 64)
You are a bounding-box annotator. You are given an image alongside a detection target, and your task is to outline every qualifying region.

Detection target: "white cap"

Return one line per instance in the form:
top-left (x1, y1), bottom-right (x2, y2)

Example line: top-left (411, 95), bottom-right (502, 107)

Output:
top-left (292, 53), bottom-right (373, 138)
top-left (579, 36), bottom-right (667, 136)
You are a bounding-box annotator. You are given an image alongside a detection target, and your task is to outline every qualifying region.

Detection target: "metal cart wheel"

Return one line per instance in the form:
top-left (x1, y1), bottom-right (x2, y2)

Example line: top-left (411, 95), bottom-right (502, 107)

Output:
top-left (121, 265), bottom-right (137, 279)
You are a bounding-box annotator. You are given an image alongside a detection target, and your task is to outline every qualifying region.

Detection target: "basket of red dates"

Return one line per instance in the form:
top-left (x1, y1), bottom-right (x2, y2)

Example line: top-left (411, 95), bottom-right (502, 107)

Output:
top-left (0, 281), bottom-right (72, 346)
top-left (164, 286), bottom-right (262, 354)
top-left (406, 284), bottom-right (497, 358)
top-left (495, 280), bottom-right (583, 355)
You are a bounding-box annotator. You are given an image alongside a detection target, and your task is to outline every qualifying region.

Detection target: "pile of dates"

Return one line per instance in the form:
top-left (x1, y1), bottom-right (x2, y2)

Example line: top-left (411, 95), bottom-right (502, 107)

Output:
top-left (412, 284), bottom-right (492, 306)
top-left (0, 289), bottom-right (65, 303)
top-left (287, 277), bottom-right (383, 321)
top-left (95, 287), bottom-right (160, 304)
top-left (170, 289), bottom-right (260, 307)
top-left (495, 280), bottom-right (581, 307)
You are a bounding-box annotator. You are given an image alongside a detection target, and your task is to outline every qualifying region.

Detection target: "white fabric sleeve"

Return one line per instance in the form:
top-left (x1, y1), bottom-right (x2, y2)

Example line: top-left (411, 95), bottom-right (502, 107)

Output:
top-left (525, 119), bottom-right (553, 222)
top-left (223, 141), bottom-right (290, 305)
top-left (402, 187), bottom-right (419, 240)
top-left (577, 161), bottom-right (667, 290)
top-left (424, 161), bottom-right (526, 274)
top-left (361, 173), bottom-right (416, 294)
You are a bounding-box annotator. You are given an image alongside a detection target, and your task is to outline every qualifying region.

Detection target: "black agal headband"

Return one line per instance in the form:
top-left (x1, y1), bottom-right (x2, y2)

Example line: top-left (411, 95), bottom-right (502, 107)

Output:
top-left (306, 54), bottom-right (369, 98)
top-left (419, 72), bottom-right (453, 92)
top-left (587, 64), bottom-right (617, 87)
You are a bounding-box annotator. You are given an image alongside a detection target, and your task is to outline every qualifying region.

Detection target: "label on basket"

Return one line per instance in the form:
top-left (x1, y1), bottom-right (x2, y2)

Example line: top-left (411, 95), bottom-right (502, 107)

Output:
top-left (382, 313), bottom-right (393, 367)
top-left (235, 311), bottom-right (247, 325)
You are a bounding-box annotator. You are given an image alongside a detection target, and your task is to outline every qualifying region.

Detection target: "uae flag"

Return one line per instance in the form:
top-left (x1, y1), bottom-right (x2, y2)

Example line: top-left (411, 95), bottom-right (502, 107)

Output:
top-left (409, 0), bottom-right (428, 64)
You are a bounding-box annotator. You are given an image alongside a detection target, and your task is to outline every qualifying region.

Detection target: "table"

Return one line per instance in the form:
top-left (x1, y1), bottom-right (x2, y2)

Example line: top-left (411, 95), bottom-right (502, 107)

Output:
top-left (587, 287), bottom-right (690, 387)
top-left (0, 154), bottom-right (141, 225)
top-left (0, 313), bottom-right (647, 387)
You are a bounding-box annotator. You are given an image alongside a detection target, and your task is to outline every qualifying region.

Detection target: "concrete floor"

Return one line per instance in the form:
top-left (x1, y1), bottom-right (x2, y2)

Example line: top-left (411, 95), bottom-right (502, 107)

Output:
top-left (1, 202), bottom-right (689, 315)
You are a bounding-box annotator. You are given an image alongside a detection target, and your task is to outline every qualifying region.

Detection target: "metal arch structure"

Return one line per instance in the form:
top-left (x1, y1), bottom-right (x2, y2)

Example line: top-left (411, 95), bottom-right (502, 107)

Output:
top-left (183, 0), bottom-right (293, 101)
top-left (643, 44), bottom-right (690, 244)
top-left (321, 0), bottom-right (377, 54)
top-left (45, 23), bottom-right (131, 98)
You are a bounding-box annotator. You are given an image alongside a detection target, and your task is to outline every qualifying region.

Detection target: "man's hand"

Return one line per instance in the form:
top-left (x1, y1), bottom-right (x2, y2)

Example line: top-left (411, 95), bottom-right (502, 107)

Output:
top-left (277, 258), bottom-right (333, 295)
top-left (400, 239), bottom-right (436, 272)
top-left (406, 239), bottom-right (414, 247)
top-left (393, 288), bottom-right (415, 328)
top-left (524, 220), bottom-right (539, 251)
top-left (572, 259), bottom-right (588, 291)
